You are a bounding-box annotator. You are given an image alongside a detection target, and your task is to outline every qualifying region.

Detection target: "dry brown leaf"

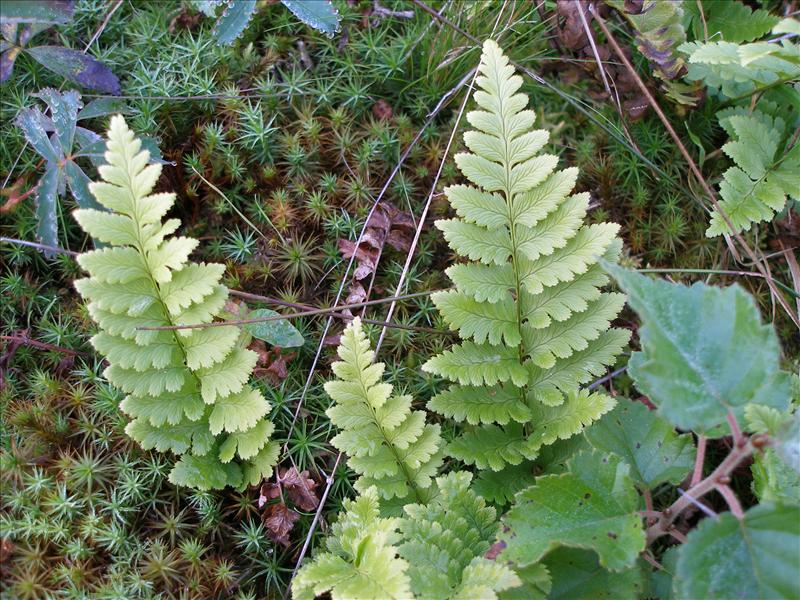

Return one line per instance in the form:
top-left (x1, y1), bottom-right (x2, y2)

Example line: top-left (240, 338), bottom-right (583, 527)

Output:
top-left (262, 502), bottom-right (300, 547)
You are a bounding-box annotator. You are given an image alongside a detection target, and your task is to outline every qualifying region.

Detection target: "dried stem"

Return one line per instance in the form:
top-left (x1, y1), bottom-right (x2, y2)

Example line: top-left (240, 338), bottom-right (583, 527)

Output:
top-left (136, 290), bottom-right (438, 331)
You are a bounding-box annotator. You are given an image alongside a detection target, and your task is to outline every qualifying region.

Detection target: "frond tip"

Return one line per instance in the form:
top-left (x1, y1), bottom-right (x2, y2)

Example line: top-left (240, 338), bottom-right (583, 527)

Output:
top-left (424, 40), bottom-right (628, 471)
top-left (74, 115), bottom-right (277, 490)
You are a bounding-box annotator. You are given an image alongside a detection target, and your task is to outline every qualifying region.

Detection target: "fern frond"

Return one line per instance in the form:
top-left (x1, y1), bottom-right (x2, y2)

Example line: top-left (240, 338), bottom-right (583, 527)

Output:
top-left (398, 472), bottom-right (521, 599)
top-left (292, 487), bottom-right (411, 600)
top-left (424, 40), bottom-right (628, 471)
top-left (706, 109), bottom-right (800, 236)
top-left (74, 115), bottom-right (277, 490)
top-left (324, 318), bottom-right (444, 502)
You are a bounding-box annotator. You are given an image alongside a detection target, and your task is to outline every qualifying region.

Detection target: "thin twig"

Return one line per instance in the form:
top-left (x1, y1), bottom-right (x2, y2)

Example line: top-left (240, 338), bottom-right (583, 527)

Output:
top-left (0, 237), bottom-right (79, 257)
top-left (228, 289), bottom-right (449, 335)
top-left (137, 290), bottom-right (438, 331)
top-left (0, 334), bottom-right (88, 356)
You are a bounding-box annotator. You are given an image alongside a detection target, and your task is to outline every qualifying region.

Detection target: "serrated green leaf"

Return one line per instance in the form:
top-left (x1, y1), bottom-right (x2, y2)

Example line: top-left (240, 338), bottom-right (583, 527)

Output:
top-left (676, 504), bottom-right (800, 599)
top-left (241, 440), bottom-right (280, 487)
top-left (752, 447), bottom-right (800, 505)
top-left (526, 389), bottom-right (617, 453)
top-left (169, 452), bottom-right (242, 491)
top-left (197, 347), bottom-right (258, 404)
top-left (219, 418), bottom-right (275, 462)
top-left (183, 325), bottom-right (239, 370)
top-left (584, 399), bottom-right (696, 489)
top-left (606, 265), bottom-right (791, 435)
top-left (704, 1), bottom-right (779, 43)
top-left (473, 462), bottom-right (536, 505)
top-left (244, 308), bottom-right (304, 347)
top-left (502, 450), bottom-right (644, 571)
top-left (211, 0), bottom-right (256, 45)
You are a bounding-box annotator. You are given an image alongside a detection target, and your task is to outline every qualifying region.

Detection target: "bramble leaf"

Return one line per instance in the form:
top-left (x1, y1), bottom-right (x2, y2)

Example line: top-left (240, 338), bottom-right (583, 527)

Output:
top-left (676, 504), bottom-right (800, 599)
top-left (244, 308), bottom-right (304, 347)
top-left (502, 450), bottom-right (644, 572)
top-left (584, 399), bottom-right (696, 489)
top-left (606, 264), bottom-right (791, 435)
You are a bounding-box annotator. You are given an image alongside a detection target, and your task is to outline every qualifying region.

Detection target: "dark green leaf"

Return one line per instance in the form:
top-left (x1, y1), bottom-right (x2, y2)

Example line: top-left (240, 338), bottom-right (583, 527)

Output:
top-left (502, 450), bottom-right (644, 572)
top-left (1, 1), bottom-right (74, 25)
top-left (244, 309), bottom-right (304, 348)
top-left (78, 97), bottom-right (128, 121)
top-left (498, 563), bottom-right (550, 600)
top-left (65, 160), bottom-right (101, 211)
top-left (544, 548), bottom-right (645, 600)
top-left (473, 462), bottom-right (536, 505)
top-left (649, 546), bottom-right (678, 600)
top-left (281, 0), bottom-right (340, 37)
top-left (605, 264), bottom-right (791, 435)
top-left (16, 107), bottom-right (60, 162)
top-left (213, 0), bottom-right (257, 45)
top-left (676, 504), bottom-right (800, 599)
top-left (27, 45), bottom-right (120, 94)
top-left (704, 1), bottom-right (779, 43)
top-left (35, 165), bottom-right (61, 258)
top-left (584, 399), bottom-right (695, 489)
top-left (752, 448), bottom-right (800, 505)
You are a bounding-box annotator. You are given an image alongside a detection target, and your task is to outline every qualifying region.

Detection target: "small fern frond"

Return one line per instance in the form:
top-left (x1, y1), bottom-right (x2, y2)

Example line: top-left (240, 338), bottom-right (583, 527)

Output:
top-left (398, 471), bottom-right (521, 599)
top-left (706, 108), bottom-right (800, 237)
top-left (423, 40), bottom-right (627, 472)
top-left (324, 318), bottom-right (444, 502)
top-left (74, 115), bottom-right (277, 490)
top-left (292, 487), bottom-right (411, 600)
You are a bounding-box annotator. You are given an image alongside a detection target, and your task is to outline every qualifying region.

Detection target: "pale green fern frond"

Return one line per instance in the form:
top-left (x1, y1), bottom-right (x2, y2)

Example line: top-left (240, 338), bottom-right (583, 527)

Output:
top-left (324, 318), bottom-right (444, 503)
top-left (423, 40), bottom-right (626, 472)
top-left (74, 115), bottom-right (277, 490)
top-left (292, 487), bottom-right (411, 600)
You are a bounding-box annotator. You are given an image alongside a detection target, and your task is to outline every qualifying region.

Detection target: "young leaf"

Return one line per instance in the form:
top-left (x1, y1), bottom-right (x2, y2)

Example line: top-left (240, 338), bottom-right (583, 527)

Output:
top-left (584, 399), bottom-right (696, 489)
top-left (502, 450), bottom-right (644, 572)
top-left (292, 487), bottom-right (411, 600)
top-left (281, 0), bottom-right (341, 38)
top-left (244, 308), bottom-right (304, 348)
top-left (676, 504), bottom-right (800, 599)
top-left (74, 116), bottom-right (277, 490)
top-left (605, 264), bottom-right (791, 435)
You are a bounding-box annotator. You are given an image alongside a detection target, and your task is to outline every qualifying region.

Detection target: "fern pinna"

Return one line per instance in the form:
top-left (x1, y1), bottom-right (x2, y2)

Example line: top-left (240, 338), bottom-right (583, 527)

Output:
top-left (324, 317), bottom-right (444, 504)
top-left (73, 115), bottom-right (278, 490)
top-left (423, 40), bottom-right (629, 473)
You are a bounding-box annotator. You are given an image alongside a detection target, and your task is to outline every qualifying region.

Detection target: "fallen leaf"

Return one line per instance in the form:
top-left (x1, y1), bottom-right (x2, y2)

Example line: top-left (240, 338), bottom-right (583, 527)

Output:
top-left (263, 502), bottom-right (300, 547)
top-left (281, 467), bottom-right (320, 511)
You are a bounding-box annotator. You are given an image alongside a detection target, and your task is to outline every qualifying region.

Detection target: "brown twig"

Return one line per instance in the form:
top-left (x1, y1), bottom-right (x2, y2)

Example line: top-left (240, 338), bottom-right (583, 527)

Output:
top-left (228, 289), bottom-right (449, 335)
top-left (1, 334), bottom-right (87, 357)
top-left (137, 290), bottom-right (438, 331)
top-left (646, 435), bottom-right (755, 544)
